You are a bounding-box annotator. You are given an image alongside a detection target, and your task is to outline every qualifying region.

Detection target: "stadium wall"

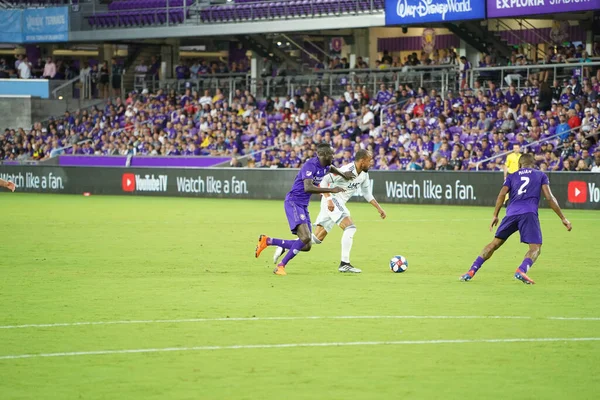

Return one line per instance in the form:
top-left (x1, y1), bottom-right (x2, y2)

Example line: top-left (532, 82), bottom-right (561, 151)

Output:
top-left (1, 166), bottom-right (599, 210)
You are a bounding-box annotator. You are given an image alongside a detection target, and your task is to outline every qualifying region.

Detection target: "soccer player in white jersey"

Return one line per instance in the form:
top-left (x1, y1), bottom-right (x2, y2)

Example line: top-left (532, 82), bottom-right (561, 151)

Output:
top-left (273, 150), bottom-right (386, 273)
top-left (0, 178), bottom-right (16, 192)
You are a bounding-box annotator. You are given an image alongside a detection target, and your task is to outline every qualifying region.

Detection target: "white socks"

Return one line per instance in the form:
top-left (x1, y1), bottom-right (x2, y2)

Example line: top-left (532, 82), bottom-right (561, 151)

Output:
top-left (311, 234), bottom-right (322, 244)
top-left (341, 225), bottom-right (356, 263)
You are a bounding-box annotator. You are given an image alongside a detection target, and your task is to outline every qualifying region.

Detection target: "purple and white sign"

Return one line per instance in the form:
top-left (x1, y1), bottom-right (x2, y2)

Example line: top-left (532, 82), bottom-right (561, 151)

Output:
top-left (487, 0), bottom-right (600, 18)
top-left (58, 156), bottom-right (230, 168)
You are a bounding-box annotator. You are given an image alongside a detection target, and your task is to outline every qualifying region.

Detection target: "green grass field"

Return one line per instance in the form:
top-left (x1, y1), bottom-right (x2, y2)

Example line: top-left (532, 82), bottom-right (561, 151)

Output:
top-left (1, 193), bottom-right (599, 399)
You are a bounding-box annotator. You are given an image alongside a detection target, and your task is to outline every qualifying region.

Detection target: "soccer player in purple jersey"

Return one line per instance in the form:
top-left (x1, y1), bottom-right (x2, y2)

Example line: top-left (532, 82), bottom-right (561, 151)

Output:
top-left (0, 178), bottom-right (16, 192)
top-left (255, 143), bottom-right (353, 275)
top-left (460, 153), bottom-right (572, 284)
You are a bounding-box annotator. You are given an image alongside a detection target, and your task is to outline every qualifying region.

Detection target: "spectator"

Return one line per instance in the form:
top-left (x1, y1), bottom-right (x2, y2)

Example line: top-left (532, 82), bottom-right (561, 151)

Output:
top-left (98, 60), bottom-right (109, 99)
top-left (592, 152), bottom-right (600, 172)
top-left (111, 58), bottom-right (123, 97)
top-left (42, 57), bottom-right (56, 79)
top-left (567, 109), bottom-right (581, 130)
top-left (17, 56), bottom-right (32, 79)
top-left (135, 59), bottom-right (148, 74)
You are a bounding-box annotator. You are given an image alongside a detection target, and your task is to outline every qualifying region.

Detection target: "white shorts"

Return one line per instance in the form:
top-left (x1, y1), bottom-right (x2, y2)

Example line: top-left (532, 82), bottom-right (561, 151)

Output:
top-left (314, 197), bottom-right (351, 232)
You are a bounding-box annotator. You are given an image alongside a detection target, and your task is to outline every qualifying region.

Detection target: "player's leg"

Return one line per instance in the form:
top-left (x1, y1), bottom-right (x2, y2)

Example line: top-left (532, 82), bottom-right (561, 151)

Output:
top-left (460, 215), bottom-right (518, 281)
top-left (312, 224), bottom-right (329, 243)
top-left (273, 223), bottom-right (312, 275)
top-left (256, 200), bottom-right (308, 259)
top-left (514, 244), bottom-right (540, 285)
top-left (514, 213), bottom-right (543, 285)
top-left (273, 206), bottom-right (332, 264)
top-left (337, 216), bottom-right (360, 273)
top-left (460, 237), bottom-right (506, 281)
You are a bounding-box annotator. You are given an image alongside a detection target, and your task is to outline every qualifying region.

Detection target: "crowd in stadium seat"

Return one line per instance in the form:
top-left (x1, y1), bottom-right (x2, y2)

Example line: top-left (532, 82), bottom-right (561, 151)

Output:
top-left (2, 44), bottom-right (600, 172)
top-left (2, 73), bottom-right (599, 171)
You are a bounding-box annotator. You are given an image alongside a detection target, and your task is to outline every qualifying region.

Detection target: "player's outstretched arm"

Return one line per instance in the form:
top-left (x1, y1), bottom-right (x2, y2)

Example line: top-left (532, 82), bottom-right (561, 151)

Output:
top-left (303, 179), bottom-right (344, 195)
top-left (330, 165), bottom-right (354, 180)
top-left (370, 199), bottom-right (386, 219)
top-left (0, 178), bottom-right (16, 192)
top-left (490, 186), bottom-right (510, 231)
top-left (542, 184), bottom-right (572, 231)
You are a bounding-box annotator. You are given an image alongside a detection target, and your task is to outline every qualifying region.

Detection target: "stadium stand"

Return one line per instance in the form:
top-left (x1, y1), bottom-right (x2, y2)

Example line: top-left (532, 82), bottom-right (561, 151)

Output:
top-left (2, 50), bottom-right (599, 172)
top-left (84, 0), bottom-right (384, 28)
top-left (88, 0), bottom-right (194, 28)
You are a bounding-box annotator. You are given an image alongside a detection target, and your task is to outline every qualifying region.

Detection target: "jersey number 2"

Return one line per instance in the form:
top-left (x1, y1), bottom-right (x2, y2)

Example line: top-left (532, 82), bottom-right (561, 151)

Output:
top-left (517, 177), bottom-right (530, 195)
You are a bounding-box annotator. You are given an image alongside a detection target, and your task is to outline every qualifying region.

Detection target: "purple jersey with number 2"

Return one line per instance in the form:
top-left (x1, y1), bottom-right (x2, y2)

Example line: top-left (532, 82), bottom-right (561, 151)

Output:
top-left (495, 168), bottom-right (548, 244)
top-left (504, 168), bottom-right (549, 217)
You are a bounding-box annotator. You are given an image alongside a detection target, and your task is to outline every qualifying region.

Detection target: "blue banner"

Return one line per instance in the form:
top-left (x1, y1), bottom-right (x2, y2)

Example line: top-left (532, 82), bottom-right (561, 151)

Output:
top-left (385, 0), bottom-right (485, 25)
top-left (22, 7), bottom-right (69, 43)
top-left (0, 10), bottom-right (24, 43)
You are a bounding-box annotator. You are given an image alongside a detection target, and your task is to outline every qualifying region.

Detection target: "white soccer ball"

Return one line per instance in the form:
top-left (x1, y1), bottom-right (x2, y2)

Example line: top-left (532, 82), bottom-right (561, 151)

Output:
top-left (390, 255), bottom-right (408, 273)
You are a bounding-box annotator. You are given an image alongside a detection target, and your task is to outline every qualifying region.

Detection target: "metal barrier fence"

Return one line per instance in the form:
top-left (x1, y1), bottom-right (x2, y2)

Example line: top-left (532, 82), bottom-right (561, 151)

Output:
top-left (133, 66), bottom-right (458, 100)
top-left (468, 61), bottom-right (600, 91)
top-left (52, 72), bottom-right (125, 100)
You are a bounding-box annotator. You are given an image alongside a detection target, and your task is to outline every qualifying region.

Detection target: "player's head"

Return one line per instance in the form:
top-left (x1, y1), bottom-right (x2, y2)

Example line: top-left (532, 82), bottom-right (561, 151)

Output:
top-left (316, 143), bottom-right (334, 166)
top-left (512, 143), bottom-right (521, 153)
top-left (518, 153), bottom-right (535, 169)
top-left (355, 149), bottom-right (373, 172)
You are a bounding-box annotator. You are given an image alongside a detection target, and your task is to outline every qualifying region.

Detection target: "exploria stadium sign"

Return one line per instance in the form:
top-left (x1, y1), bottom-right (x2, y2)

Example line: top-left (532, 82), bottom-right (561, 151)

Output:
top-left (385, 0), bottom-right (485, 25)
top-left (486, 0), bottom-right (600, 18)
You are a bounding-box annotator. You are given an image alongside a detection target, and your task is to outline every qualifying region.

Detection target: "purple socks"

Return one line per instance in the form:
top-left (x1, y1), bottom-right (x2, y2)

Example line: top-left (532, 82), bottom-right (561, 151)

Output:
top-left (279, 239), bottom-right (306, 266)
top-left (268, 238), bottom-right (295, 250)
top-left (518, 258), bottom-right (534, 273)
top-left (470, 256), bottom-right (485, 273)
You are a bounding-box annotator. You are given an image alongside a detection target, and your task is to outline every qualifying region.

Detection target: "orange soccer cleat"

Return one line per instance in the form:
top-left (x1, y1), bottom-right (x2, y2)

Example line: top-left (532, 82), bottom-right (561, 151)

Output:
top-left (273, 265), bottom-right (287, 276)
top-left (255, 235), bottom-right (269, 258)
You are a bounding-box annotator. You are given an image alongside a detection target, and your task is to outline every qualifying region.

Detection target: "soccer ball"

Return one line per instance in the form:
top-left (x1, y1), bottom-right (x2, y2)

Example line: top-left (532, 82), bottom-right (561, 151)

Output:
top-left (390, 255), bottom-right (408, 273)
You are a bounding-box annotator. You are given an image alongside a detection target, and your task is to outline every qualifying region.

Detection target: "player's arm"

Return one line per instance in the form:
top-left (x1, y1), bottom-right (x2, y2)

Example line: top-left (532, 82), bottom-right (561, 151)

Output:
top-left (490, 185), bottom-right (510, 231)
top-left (330, 165), bottom-right (354, 180)
top-left (319, 174), bottom-right (338, 211)
top-left (0, 178), bottom-right (16, 192)
top-left (303, 179), bottom-right (344, 195)
top-left (542, 184), bottom-right (572, 231)
top-left (319, 173), bottom-right (336, 199)
top-left (361, 176), bottom-right (386, 219)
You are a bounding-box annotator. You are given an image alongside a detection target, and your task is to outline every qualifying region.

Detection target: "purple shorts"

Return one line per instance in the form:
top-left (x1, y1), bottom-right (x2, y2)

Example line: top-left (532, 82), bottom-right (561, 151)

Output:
top-left (284, 199), bottom-right (311, 235)
top-left (495, 212), bottom-right (542, 244)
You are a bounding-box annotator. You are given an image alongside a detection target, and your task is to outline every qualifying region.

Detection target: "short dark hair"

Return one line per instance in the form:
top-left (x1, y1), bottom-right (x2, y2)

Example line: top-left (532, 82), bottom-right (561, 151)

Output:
top-left (316, 143), bottom-right (332, 156)
top-left (519, 153), bottom-right (535, 167)
top-left (355, 149), bottom-right (371, 161)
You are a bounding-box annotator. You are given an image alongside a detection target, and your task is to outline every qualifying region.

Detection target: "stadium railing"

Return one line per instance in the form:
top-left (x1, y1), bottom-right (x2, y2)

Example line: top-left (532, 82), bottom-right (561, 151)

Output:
top-left (468, 61), bottom-right (600, 91)
top-left (474, 125), bottom-right (583, 171)
top-left (156, 65), bottom-right (458, 100)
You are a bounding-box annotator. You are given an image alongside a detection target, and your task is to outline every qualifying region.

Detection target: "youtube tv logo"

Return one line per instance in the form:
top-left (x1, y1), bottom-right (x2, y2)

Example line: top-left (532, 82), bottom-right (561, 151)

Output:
top-left (122, 173), bottom-right (135, 192)
top-left (567, 181), bottom-right (599, 204)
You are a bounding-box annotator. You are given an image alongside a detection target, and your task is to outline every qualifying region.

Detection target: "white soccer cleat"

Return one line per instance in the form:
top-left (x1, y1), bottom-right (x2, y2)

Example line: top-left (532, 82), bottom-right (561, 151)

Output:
top-left (338, 263), bottom-right (362, 273)
top-left (273, 246), bottom-right (285, 264)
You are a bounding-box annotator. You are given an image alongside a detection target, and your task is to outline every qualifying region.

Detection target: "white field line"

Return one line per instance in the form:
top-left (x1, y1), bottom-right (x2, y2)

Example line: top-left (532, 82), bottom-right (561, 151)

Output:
top-left (1, 315), bottom-right (599, 330)
top-left (1, 337), bottom-right (599, 360)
